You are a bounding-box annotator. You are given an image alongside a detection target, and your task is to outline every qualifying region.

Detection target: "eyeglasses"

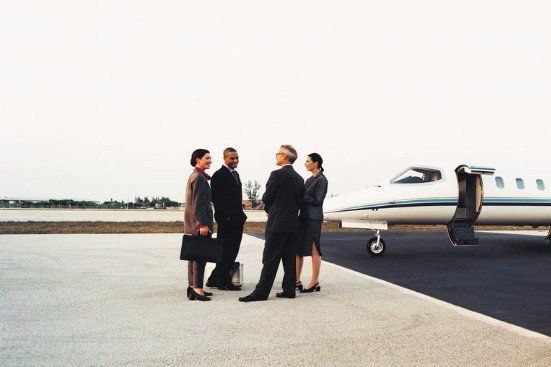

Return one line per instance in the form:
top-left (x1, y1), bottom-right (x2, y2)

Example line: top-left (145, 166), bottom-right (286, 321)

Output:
top-left (275, 152), bottom-right (285, 157)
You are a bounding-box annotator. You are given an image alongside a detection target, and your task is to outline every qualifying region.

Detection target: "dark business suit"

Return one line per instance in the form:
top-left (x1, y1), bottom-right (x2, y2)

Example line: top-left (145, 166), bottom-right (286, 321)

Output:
top-left (252, 165), bottom-right (305, 299)
top-left (297, 172), bottom-right (328, 256)
top-left (207, 166), bottom-right (247, 287)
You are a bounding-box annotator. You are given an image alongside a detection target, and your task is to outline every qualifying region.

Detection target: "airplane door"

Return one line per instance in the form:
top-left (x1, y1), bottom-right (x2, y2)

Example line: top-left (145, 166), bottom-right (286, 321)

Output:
top-left (448, 165), bottom-right (495, 246)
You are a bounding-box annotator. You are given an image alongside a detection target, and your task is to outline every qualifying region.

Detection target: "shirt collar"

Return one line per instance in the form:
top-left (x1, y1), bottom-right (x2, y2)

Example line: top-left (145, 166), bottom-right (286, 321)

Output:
top-left (223, 164), bottom-right (235, 173)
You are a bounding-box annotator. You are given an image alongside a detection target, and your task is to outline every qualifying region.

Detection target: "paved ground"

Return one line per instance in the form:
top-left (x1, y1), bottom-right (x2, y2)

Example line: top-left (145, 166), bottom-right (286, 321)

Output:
top-left (1, 233), bottom-right (550, 366)
top-left (301, 230), bottom-right (551, 336)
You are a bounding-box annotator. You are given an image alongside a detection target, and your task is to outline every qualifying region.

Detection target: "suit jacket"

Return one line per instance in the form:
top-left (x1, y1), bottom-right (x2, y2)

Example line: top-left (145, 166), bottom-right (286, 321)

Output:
top-left (300, 172), bottom-right (328, 221)
top-left (211, 166), bottom-right (247, 225)
top-left (262, 165), bottom-right (305, 234)
top-left (184, 169), bottom-right (214, 234)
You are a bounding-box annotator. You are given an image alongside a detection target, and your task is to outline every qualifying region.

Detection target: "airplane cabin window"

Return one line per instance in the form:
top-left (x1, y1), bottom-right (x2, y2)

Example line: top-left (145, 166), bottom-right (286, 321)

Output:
top-left (536, 179), bottom-right (545, 191)
top-left (495, 177), bottom-right (504, 189)
top-left (391, 168), bottom-right (442, 184)
top-left (516, 178), bottom-right (525, 190)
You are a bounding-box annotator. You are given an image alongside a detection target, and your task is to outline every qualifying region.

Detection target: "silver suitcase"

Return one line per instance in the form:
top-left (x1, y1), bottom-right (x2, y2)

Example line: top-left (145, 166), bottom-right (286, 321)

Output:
top-left (230, 262), bottom-right (243, 287)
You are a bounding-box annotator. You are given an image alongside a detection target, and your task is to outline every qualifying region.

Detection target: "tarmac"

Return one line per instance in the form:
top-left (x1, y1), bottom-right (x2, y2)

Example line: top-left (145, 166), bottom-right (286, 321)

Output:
top-left (1, 233), bottom-right (550, 366)
top-left (259, 230), bottom-right (551, 336)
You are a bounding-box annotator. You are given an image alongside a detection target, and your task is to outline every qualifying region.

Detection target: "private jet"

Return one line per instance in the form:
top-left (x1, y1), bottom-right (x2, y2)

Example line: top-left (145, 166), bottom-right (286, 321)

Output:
top-left (323, 165), bottom-right (551, 256)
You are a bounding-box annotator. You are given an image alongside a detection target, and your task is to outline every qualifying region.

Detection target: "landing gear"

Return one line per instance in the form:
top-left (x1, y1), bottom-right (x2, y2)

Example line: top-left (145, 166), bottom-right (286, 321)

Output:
top-left (366, 230), bottom-right (386, 256)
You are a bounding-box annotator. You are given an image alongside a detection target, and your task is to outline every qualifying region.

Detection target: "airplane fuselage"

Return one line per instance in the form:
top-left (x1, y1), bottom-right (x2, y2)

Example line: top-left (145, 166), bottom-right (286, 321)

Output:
top-left (324, 165), bottom-right (551, 250)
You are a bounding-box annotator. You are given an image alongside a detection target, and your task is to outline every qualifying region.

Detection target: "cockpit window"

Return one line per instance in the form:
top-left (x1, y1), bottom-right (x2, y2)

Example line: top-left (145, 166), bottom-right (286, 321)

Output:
top-left (391, 168), bottom-right (442, 184)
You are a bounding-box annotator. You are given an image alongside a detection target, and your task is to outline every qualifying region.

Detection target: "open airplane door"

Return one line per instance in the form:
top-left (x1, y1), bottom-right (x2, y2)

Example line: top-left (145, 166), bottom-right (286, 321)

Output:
top-left (447, 165), bottom-right (495, 246)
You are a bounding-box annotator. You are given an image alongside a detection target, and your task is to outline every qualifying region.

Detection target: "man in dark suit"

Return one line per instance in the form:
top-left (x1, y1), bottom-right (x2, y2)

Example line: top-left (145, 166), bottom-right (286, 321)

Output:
top-left (206, 147), bottom-right (247, 291)
top-left (239, 145), bottom-right (305, 302)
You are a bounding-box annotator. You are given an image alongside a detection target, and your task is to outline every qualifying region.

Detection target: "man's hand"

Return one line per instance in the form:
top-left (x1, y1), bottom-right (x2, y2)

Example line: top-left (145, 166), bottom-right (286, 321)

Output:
top-left (199, 225), bottom-right (210, 236)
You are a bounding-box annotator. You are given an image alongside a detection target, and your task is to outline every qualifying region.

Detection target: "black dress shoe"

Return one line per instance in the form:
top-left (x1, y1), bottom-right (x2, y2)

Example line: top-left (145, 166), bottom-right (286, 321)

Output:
top-left (205, 281), bottom-right (219, 288)
top-left (218, 283), bottom-right (242, 291)
top-left (275, 292), bottom-right (295, 299)
top-left (239, 294), bottom-right (266, 303)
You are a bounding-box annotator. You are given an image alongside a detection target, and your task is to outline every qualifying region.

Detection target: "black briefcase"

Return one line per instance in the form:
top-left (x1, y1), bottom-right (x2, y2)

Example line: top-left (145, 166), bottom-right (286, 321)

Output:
top-left (180, 235), bottom-right (223, 263)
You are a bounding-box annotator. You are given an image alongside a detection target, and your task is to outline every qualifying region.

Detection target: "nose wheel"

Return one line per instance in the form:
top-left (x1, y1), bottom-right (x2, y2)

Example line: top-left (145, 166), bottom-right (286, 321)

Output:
top-left (367, 230), bottom-right (386, 256)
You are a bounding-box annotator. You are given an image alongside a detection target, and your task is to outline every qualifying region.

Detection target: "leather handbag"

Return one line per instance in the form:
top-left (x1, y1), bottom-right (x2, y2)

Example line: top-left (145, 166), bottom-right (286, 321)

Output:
top-left (180, 235), bottom-right (223, 263)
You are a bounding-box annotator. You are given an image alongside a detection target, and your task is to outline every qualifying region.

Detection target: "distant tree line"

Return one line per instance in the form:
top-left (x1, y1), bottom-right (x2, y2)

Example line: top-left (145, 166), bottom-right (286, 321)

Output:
top-left (0, 197), bottom-right (182, 209)
top-left (2, 179), bottom-right (267, 210)
top-left (131, 197), bottom-right (181, 209)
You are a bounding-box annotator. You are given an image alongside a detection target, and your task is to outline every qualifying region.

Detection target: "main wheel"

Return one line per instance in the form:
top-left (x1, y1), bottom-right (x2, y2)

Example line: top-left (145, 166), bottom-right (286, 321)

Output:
top-left (367, 237), bottom-right (386, 256)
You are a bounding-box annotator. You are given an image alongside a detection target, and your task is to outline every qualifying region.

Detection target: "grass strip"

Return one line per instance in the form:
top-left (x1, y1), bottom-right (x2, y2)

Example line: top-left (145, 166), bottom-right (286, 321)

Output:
top-left (0, 221), bottom-right (544, 235)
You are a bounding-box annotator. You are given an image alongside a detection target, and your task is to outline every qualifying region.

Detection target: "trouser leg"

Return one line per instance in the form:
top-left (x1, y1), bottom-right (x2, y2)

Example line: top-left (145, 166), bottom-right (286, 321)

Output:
top-left (207, 264), bottom-right (220, 285)
top-left (281, 234), bottom-right (297, 294)
top-left (192, 261), bottom-right (206, 288)
top-left (188, 261), bottom-right (193, 287)
top-left (253, 234), bottom-right (284, 299)
top-left (228, 226), bottom-right (244, 264)
top-left (206, 227), bottom-right (222, 285)
top-left (206, 222), bottom-right (229, 285)
top-left (219, 230), bottom-right (243, 285)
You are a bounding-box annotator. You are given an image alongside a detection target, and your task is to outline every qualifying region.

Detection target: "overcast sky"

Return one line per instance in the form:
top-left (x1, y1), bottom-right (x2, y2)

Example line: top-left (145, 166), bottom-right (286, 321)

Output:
top-left (1, 1), bottom-right (550, 202)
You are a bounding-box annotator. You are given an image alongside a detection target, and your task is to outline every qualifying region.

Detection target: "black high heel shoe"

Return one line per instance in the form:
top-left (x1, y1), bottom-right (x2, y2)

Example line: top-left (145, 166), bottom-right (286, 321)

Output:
top-left (188, 286), bottom-right (212, 298)
top-left (300, 282), bottom-right (320, 293)
top-left (189, 288), bottom-right (211, 301)
top-left (295, 281), bottom-right (303, 291)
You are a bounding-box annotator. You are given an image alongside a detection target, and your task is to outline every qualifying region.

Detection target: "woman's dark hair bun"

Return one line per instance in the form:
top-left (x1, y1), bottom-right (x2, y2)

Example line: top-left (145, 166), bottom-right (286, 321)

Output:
top-left (190, 149), bottom-right (210, 167)
top-left (308, 153), bottom-right (324, 172)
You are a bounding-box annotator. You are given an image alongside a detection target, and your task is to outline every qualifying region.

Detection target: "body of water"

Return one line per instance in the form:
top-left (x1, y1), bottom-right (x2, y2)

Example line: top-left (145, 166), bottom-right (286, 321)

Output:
top-left (0, 209), bottom-right (267, 222)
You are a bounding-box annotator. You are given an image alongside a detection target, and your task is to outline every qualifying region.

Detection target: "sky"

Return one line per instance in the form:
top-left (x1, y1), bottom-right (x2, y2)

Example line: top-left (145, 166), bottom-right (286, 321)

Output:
top-left (1, 1), bottom-right (550, 202)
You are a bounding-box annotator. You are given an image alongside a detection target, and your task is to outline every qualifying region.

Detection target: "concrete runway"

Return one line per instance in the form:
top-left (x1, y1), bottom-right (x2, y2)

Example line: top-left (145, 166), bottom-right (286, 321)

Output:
top-left (1, 233), bottom-right (550, 366)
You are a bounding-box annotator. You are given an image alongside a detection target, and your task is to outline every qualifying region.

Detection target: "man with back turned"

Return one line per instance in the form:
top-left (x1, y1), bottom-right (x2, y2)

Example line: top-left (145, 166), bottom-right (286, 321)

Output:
top-left (206, 147), bottom-right (247, 291)
top-left (239, 145), bottom-right (305, 302)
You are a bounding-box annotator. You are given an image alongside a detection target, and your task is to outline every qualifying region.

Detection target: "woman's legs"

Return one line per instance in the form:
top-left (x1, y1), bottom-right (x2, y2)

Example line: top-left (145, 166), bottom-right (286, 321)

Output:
top-left (306, 242), bottom-right (321, 288)
top-left (188, 261), bottom-right (194, 287)
top-left (191, 261), bottom-right (206, 295)
top-left (295, 255), bottom-right (304, 284)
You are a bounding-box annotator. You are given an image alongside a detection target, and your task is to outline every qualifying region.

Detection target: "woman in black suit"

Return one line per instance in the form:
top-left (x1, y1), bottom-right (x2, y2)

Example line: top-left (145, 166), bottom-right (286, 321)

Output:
top-left (295, 153), bottom-right (328, 293)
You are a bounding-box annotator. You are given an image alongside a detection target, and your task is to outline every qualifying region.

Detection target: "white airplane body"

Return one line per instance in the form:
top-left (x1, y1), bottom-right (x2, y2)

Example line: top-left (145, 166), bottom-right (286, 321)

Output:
top-left (324, 164), bottom-right (551, 255)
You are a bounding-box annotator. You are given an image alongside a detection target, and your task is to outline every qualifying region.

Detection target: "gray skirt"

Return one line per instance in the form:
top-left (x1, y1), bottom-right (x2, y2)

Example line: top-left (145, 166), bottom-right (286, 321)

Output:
top-left (297, 219), bottom-right (322, 257)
